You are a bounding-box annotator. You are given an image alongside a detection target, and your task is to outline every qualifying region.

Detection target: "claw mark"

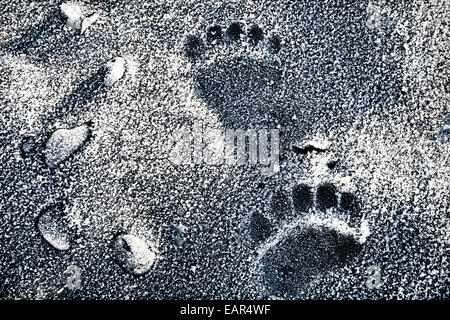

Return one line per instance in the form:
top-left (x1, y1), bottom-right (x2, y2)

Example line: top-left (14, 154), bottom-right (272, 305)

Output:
top-left (292, 144), bottom-right (327, 155)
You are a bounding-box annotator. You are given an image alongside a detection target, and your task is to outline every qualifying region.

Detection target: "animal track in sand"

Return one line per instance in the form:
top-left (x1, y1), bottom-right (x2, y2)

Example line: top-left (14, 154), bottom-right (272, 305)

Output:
top-left (250, 177), bottom-right (369, 296)
top-left (183, 22), bottom-right (283, 128)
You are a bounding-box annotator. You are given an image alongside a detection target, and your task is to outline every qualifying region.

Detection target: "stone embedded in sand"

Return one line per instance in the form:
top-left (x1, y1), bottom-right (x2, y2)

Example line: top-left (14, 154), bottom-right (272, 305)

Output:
top-left (60, 2), bottom-right (83, 29)
top-left (37, 205), bottom-right (74, 251)
top-left (112, 234), bottom-right (156, 275)
top-left (81, 13), bottom-right (99, 34)
top-left (104, 57), bottom-right (126, 87)
top-left (170, 224), bottom-right (186, 246)
top-left (45, 124), bottom-right (91, 168)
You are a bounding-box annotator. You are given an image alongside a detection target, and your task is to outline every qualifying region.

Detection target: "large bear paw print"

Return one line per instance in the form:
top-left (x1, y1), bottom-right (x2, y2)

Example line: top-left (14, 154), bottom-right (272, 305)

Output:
top-left (250, 180), bottom-right (369, 296)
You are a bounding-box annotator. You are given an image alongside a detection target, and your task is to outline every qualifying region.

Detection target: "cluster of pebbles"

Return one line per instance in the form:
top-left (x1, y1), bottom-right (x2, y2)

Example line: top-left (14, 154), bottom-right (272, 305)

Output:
top-left (29, 3), bottom-right (157, 277)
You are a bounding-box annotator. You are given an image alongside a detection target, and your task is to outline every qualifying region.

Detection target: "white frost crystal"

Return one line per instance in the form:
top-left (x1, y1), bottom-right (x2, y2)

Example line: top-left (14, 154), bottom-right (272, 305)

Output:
top-left (105, 57), bottom-right (126, 87)
top-left (60, 2), bottom-right (83, 29)
top-left (112, 234), bottom-right (157, 275)
top-left (45, 124), bottom-right (91, 168)
top-left (81, 13), bottom-right (99, 34)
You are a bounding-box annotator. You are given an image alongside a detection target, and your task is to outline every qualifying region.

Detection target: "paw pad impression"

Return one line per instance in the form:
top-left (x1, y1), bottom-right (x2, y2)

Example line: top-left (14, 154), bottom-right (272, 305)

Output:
top-left (251, 181), bottom-right (369, 295)
top-left (183, 22), bottom-right (282, 61)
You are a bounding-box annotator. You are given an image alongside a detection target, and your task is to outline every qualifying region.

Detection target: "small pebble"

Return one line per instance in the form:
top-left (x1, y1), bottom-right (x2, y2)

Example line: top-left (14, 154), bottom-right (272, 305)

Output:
top-left (60, 2), bottom-right (83, 30)
top-left (81, 13), bottom-right (99, 35)
top-left (37, 205), bottom-right (74, 251)
top-left (105, 57), bottom-right (126, 87)
top-left (112, 234), bottom-right (156, 275)
top-left (44, 124), bottom-right (91, 168)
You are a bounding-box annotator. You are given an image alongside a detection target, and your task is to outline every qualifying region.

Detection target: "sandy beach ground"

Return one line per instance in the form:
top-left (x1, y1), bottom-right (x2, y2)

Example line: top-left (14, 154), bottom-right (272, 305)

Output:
top-left (0, 0), bottom-right (448, 299)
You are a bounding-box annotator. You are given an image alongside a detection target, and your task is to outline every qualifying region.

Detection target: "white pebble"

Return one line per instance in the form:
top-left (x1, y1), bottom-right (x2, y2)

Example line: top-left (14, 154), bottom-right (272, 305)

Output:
top-left (38, 206), bottom-right (74, 251)
top-left (60, 2), bottom-right (83, 30)
top-left (81, 13), bottom-right (99, 35)
top-left (45, 124), bottom-right (91, 168)
top-left (104, 57), bottom-right (126, 87)
top-left (112, 234), bottom-right (157, 275)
